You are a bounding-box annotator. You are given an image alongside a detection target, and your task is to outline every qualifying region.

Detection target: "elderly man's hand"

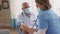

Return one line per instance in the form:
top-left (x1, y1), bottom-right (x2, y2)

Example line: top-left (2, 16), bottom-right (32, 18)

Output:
top-left (20, 25), bottom-right (30, 31)
top-left (20, 25), bottom-right (25, 31)
top-left (20, 25), bottom-right (38, 34)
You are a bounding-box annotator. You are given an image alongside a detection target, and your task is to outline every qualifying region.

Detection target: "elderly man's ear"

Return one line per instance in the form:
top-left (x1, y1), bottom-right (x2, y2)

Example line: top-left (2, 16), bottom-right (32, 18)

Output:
top-left (22, 8), bottom-right (24, 10)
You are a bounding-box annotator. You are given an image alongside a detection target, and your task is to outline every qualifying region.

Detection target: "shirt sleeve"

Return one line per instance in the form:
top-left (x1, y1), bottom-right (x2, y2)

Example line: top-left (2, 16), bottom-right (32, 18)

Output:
top-left (16, 14), bottom-right (24, 28)
top-left (38, 13), bottom-right (48, 29)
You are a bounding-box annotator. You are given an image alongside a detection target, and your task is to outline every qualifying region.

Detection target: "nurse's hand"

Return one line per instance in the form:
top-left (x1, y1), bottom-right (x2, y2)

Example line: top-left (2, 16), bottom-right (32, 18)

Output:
top-left (31, 28), bottom-right (38, 32)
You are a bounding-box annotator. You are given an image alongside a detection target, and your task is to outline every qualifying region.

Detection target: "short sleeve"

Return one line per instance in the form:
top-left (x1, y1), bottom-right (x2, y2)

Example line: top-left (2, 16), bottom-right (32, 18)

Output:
top-left (16, 14), bottom-right (24, 28)
top-left (38, 13), bottom-right (48, 29)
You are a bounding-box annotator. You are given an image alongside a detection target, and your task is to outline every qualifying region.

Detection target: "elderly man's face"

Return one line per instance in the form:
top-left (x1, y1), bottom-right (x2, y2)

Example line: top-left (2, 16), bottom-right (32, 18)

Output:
top-left (22, 2), bottom-right (29, 9)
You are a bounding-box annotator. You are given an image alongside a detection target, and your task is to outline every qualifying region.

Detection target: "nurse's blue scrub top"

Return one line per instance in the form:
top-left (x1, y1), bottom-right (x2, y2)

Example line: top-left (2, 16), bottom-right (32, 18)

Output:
top-left (38, 10), bottom-right (60, 34)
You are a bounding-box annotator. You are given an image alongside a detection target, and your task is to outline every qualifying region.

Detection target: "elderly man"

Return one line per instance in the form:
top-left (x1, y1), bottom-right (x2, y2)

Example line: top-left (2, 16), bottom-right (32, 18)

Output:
top-left (16, 2), bottom-right (37, 34)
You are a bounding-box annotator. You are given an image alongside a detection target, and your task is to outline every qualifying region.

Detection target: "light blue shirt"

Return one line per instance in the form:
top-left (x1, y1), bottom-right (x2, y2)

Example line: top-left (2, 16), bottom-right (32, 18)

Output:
top-left (16, 12), bottom-right (37, 28)
top-left (16, 12), bottom-right (37, 34)
top-left (38, 10), bottom-right (60, 34)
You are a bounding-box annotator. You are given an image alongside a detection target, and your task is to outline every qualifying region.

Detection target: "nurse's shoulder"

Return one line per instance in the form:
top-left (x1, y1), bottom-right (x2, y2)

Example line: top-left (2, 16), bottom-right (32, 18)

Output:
top-left (42, 10), bottom-right (53, 15)
top-left (40, 10), bottom-right (57, 19)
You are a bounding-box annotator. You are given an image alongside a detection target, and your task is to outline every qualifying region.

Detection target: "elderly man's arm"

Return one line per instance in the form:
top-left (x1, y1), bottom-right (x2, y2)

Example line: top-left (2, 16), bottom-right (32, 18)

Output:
top-left (16, 14), bottom-right (24, 28)
top-left (20, 25), bottom-right (38, 34)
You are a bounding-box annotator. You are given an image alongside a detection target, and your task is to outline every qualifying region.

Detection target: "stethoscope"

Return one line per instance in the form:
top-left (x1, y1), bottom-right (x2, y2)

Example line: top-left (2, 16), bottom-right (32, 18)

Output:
top-left (32, 16), bottom-right (39, 29)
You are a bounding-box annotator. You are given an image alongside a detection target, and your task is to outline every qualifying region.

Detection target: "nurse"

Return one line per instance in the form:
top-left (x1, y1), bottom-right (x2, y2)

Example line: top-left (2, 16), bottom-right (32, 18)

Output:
top-left (16, 2), bottom-right (37, 34)
top-left (35, 0), bottom-right (60, 34)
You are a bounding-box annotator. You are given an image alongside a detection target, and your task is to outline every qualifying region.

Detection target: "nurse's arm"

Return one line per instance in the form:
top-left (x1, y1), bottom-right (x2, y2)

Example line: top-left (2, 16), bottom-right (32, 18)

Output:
top-left (38, 29), bottom-right (47, 34)
top-left (38, 13), bottom-right (49, 34)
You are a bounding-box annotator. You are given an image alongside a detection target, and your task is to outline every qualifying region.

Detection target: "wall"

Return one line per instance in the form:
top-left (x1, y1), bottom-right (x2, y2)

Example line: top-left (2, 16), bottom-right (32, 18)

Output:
top-left (0, 0), bottom-right (11, 26)
top-left (54, 0), bottom-right (60, 17)
top-left (9, 0), bottom-right (60, 18)
top-left (9, 0), bottom-right (38, 19)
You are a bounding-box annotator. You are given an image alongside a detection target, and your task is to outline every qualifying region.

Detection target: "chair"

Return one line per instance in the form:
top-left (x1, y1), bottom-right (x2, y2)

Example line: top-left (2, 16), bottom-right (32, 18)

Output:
top-left (0, 29), bottom-right (10, 34)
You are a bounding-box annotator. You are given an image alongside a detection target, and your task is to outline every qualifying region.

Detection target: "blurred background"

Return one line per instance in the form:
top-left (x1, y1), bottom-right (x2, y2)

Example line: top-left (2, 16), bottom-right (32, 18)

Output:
top-left (0, 0), bottom-right (60, 34)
